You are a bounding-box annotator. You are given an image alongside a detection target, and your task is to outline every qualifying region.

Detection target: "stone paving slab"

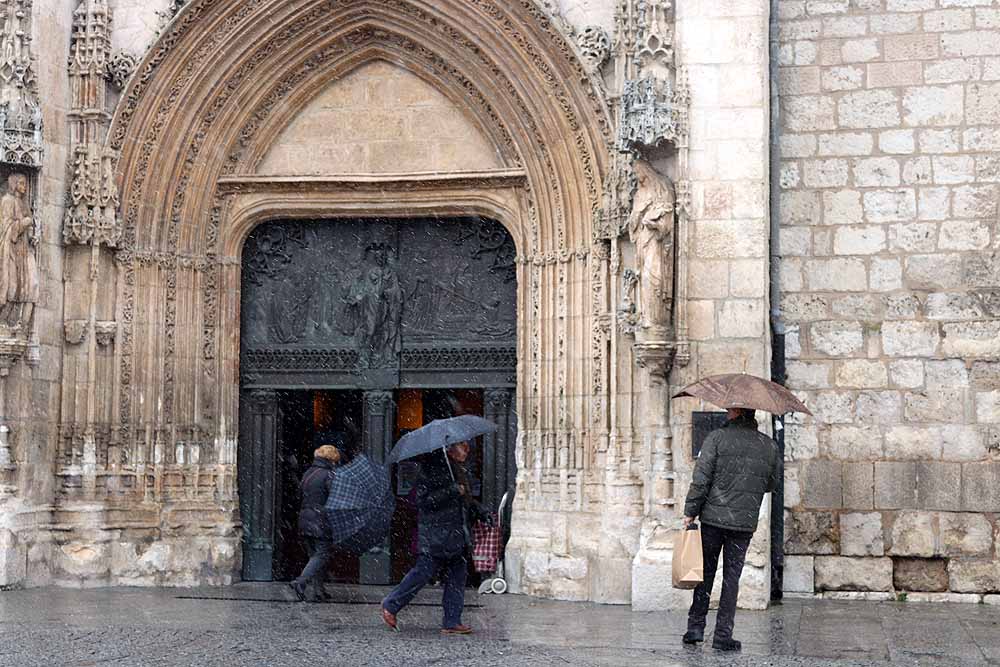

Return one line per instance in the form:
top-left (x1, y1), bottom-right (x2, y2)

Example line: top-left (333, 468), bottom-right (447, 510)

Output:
top-left (1, 584), bottom-right (999, 666)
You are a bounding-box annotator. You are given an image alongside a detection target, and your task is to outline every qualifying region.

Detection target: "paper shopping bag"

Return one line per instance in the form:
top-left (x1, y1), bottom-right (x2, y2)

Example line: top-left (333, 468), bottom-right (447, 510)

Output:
top-left (672, 524), bottom-right (704, 590)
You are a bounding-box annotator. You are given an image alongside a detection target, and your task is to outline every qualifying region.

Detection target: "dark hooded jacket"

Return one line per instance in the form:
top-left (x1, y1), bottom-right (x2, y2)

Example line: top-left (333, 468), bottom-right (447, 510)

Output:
top-left (415, 455), bottom-right (488, 559)
top-left (683, 413), bottom-right (781, 533)
top-left (297, 457), bottom-right (336, 538)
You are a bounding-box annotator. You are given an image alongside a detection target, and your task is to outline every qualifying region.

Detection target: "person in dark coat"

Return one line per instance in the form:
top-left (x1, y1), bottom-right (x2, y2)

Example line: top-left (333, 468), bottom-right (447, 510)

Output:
top-left (682, 408), bottom-right (781, 652)
top-left (289, 445), bottom-right (341, 602)
top-left (381, 441), bottom-right (490, 635)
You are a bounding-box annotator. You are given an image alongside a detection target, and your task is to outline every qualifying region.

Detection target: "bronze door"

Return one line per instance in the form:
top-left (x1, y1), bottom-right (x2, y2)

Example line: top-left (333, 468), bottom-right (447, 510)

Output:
top-left (238, 218), bottom-right (518, 582)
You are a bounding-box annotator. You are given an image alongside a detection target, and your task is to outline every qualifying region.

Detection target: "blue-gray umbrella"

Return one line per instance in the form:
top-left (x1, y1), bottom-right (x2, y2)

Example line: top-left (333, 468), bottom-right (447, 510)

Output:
top-left (324, 454), bottom-right (396, 555)
top-left (387, 415), bottom-right (498, 466)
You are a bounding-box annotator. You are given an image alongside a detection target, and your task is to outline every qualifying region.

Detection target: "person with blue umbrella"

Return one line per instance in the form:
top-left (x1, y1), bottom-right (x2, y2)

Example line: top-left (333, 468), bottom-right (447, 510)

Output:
top-left (381, 416), bottom-right (496, 635)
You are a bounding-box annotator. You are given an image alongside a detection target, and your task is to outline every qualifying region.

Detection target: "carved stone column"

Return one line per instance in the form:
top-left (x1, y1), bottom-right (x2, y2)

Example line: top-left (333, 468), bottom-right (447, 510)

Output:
top-left (238, 389), bottom-right (278, 581)
top-left (60, 0), bottom-right (122, 504)
top-left (483, 388), bottom-right (515, 512)
top-left (360, 389), bottom-right (395, 584)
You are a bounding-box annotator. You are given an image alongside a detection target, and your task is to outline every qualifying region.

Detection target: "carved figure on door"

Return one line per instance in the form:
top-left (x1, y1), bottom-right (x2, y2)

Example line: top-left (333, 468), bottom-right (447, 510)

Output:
top-left (627, 160), bottom-right (675, 335)
top-left (0, 173), bottom-right (38, 329)
top-left (343, 245), bottom-right (403, 369)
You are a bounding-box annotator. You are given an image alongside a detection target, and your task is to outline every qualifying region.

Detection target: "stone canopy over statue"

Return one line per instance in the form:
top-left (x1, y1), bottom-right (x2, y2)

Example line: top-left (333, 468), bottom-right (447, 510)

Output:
top-left (627, 160), bottom-right (675, 340)
top-left (0, 172), bottom-right (38, 331)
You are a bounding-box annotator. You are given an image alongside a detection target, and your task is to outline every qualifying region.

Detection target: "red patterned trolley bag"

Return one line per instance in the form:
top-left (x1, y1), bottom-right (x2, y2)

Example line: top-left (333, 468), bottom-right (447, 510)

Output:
top-left (472, 513), bottom-right (501, 573)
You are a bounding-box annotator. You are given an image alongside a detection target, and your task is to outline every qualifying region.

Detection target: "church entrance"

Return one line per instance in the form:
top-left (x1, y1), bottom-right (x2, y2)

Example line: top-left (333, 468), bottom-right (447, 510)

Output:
top-left (237, 218), bottom-right (518, 584)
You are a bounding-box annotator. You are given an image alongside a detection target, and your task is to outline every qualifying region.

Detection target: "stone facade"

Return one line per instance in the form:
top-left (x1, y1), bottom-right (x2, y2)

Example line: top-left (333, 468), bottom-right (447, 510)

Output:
top-left (0, 0), bottom-right (994, 609)
top-left (777, 0), bottom-right (1000, 598)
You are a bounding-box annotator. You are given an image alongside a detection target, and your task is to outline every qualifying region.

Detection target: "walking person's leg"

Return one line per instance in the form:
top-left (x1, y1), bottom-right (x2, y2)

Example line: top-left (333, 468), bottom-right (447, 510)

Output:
top-left (684, 523), bottom-right (724, 644)
top-left (309, 540), bottom-right (334, 601)
top-left (381, 553), bottom-right (436, 629)
top-left (290, 537), bottom-right (326, 601)
top-left (712, 529), bottom-right (753, 651)
top-left (440, 555), bottom-right (470, 634)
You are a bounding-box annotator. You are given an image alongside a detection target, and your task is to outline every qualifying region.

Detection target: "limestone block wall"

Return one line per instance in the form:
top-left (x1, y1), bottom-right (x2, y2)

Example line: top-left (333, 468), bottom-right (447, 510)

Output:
top-left (0, 0), bottom-right (72, 588)
top-left (777, 0), bottom-right (1000, 600)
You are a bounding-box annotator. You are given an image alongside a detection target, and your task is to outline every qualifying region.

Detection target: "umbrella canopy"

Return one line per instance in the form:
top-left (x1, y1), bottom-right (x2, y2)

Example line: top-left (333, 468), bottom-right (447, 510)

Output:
top-left (324, 454), bottom-right (396, 555)
top-left (673, 373), bottom-right (812, 415)
top-left (387, 415), bottom-right (498, 465)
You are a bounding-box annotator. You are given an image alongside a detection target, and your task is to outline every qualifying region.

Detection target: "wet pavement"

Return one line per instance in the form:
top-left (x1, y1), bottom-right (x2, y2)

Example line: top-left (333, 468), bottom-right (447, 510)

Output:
top-left (1, 584), bottom-right (999, 666)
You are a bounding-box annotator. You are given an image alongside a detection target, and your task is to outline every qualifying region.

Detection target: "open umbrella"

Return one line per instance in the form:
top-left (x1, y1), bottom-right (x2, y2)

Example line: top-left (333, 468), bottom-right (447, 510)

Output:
top-left (673, 373), bottom-right (812, 415)
top-left (324, 454), bottom-right (396, 555)
top-left (387, 415), bottom-right (498, 466)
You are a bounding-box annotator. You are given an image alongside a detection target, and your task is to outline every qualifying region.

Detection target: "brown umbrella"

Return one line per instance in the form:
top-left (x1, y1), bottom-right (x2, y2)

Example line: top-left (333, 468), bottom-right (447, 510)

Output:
top-left (673, 373), bottom-right (812, 415)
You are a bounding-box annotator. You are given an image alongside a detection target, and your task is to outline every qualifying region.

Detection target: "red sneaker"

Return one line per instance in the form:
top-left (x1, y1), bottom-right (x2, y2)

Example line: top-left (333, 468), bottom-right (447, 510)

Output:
top-left (441, 624), bottom-right (474, 635)
top-left (381, 607), bottom-right (399, 632)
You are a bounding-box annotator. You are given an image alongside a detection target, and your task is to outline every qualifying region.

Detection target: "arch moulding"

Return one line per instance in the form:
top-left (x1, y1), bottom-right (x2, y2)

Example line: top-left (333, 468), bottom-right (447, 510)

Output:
top-left (56, 0), bottom-right (661, 601)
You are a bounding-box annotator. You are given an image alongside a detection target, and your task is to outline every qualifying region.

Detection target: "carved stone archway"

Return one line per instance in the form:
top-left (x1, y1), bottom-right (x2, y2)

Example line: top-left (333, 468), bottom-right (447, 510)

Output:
top-left (57, 0), bottom-right (626, 596)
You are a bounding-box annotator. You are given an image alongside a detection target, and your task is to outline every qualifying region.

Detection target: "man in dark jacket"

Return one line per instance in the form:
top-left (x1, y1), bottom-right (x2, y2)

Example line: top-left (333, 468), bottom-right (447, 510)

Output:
top-left (381, 441), bottom-right (489, 635)
top-left (682, 408), bottom-right (781, 652)
top-left (289, 445), bottom-right (340, 602)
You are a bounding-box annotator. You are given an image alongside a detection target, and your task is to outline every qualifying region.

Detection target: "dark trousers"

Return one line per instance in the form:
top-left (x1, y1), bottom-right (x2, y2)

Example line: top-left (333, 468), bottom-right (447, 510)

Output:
top-left (686, 523), bottom-right (753, 641)
top-left (383, 553), bottom-right (468, 629)
top-left (294, 537), bottom-right (333, 595)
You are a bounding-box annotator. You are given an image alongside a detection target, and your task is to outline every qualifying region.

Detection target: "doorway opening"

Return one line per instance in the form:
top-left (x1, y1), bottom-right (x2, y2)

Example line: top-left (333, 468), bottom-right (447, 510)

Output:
top-left (271, 388), bottom-right (498, 585)
top-left (238, 217), bottom-right (519, 585)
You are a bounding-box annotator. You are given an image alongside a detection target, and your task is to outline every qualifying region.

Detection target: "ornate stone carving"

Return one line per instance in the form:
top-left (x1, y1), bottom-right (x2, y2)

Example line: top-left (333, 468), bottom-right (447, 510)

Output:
top-left (614, 0), bottom-right (674, 73)
top-left (94, 321), bottom-right (116, 347)
top-left (64, 319), bottom-right (89, 345)
top-left (577, 26), bottom-right (611, 73)
top-left (63, 143), bottom-right (121, 246)
top-left (91, 0), bottom-right (617, 597)
top-left (617, 269), bottom-right (639, 335)
top-left (105, 50), bottom-right (137, 90)
top-left (0, 173), bottom-right (38, 330)
top-left (106, 0), bottom-right (613, 471)
top-left (164, 0), bottom-right (188, 21)
top-left (628, 160), bottom-right (675, 337)
top-left (634, 340), bottom-right (676, 383)
top-left (617, 75), bottom-right (682, 153)
top-left (65, 0), bottom-right (121, 247)
top-left (597, 152), bottom-right (637, 241)
top-left (0, 0), bottom-right (42, 169)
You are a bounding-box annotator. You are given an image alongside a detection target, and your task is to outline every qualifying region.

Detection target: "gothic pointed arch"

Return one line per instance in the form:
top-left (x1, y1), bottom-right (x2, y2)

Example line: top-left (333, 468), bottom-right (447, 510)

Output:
top-left (54, 0), bottom-right (626, 596)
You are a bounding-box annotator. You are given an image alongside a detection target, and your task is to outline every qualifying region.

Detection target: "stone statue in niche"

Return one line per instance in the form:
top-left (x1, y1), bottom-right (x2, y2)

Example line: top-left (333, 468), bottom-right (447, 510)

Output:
top-left (627, 160), bottom-right (674, 338)
top-left (0, 173), bottom-right (38, 329)
top-left (343, 242), bottom-right (403, 369)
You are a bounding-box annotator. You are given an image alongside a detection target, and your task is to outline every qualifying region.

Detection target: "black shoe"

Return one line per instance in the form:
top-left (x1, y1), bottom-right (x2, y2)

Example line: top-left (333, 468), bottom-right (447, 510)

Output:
top-left (682, 631), bottom-right (704, 645)
top-left (288, 581), bottom-right (306, 602)
top-left (712, 637), bottom-right (741, 652)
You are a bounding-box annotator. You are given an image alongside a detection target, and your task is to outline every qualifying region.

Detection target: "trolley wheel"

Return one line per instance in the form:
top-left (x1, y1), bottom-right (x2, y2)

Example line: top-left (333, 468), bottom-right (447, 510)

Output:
top-left (491, 578), bottom-right (508, 595)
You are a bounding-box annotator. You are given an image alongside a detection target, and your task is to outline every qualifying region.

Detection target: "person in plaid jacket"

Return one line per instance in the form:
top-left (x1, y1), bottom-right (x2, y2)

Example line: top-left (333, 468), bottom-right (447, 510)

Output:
top-left (381, 441), bottom-right (491, 635)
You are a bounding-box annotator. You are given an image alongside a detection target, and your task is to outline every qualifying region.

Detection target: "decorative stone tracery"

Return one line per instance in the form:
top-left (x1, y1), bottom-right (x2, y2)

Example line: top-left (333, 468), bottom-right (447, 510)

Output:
top-left (49, 0), bottom-right (631, 597)
top-left (0, 0), bottom-right (42, 475)
top-left (0, 0), bottom-right (42, 170)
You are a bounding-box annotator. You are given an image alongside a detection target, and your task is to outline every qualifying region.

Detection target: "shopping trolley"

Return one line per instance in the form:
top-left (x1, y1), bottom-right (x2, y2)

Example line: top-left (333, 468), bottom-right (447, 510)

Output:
top-left (476, 491), bottom-right (511, 594)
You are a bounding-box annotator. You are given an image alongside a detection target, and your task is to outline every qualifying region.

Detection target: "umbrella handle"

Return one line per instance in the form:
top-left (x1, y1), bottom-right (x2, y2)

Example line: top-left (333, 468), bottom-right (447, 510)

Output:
top-left (442, 446), bottom-right (456, 483)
